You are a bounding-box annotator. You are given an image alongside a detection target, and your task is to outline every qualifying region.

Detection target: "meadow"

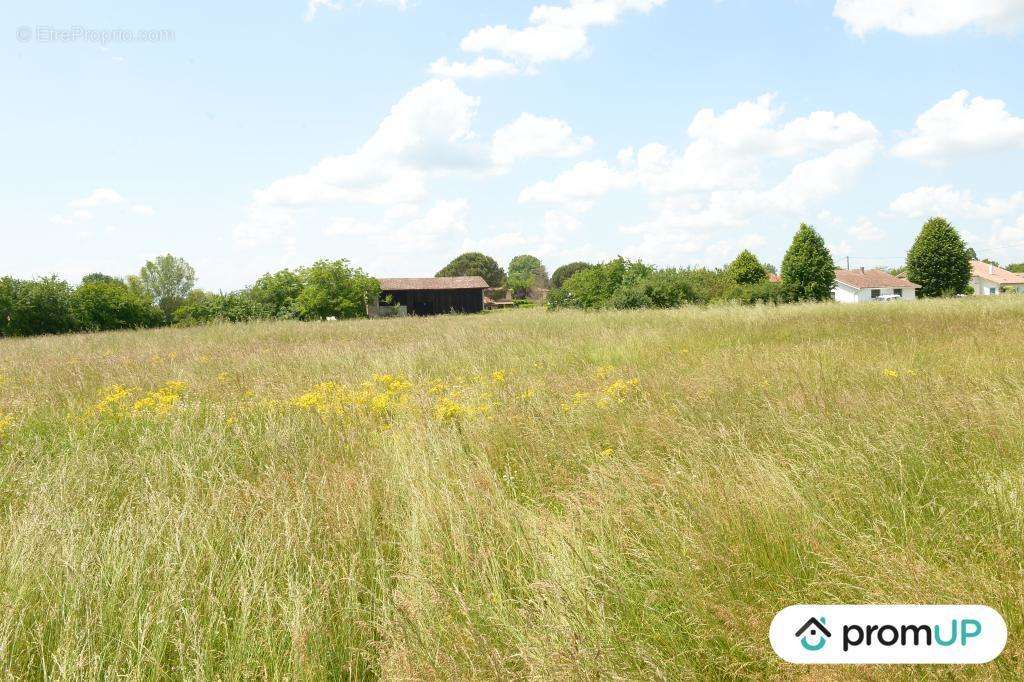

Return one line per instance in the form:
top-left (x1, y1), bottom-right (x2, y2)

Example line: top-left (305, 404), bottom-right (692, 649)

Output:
top-left (0, 297), bottom-right (1022, 679)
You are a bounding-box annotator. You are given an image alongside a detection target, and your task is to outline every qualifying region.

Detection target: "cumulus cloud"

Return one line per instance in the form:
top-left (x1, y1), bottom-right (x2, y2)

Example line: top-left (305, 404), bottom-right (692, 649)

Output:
top-left (834, 0), bottom-right (1024, 37)
top-left (71, 188), bottom-right (125, 208)
top-left (457, 0), bottom-right (666, 70)
top-left (893, 91), bottom-right (1024, 162)
top-left (890, 185), bottom-right (1024, 219)
top-left (519, 160), bottom-right (633, 211)
top-left (848, 218), bottom-right (885, 241)
top-left (305, 0), bottom-right (409, 22)
top-left (428, 57), bottom-right (520, 79)
top-left (492, 113), bottom-right (594, 166)
top-left (249, 79), bottom-right (483, 212)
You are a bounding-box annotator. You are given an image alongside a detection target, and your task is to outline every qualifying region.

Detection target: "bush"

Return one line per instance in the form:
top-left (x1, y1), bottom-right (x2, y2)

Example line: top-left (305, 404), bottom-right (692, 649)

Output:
top-left (173, 291), bottom-right (266, 326)
top-left (437, 252), bottom-right (506, 287)
top-left (250, 269), bottom-right (303, 318)
top-left (781, 224), bottom-right (835, 301)
top-left (293, 260), bottom-right (380, 321)
top-left (549, 259), bottom-right (695, 310)
top-left (724, 280), bottom-right (785, 305)
top-left (8, 276), bottom-right (76, 336)
top-left (72, 279), bottom-right (162, 331)
top-left (906, 217), bottom-right (971, 297)
top-left (550, 262), bottom-right (592, 289)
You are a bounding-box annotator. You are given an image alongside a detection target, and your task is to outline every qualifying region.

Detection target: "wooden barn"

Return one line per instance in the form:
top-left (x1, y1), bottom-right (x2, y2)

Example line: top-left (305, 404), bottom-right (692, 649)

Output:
top-left (376, 276), bottom-right (488, 316)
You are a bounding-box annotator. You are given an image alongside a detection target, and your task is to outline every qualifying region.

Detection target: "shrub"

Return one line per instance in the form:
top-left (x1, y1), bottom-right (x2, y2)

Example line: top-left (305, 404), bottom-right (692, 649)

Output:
top-left (724, 280), bottom-right (785, 305)
top-left (437, 252), bottom-right (506, 287)
top-left (293, 260), bottom-right (380, 321)
top-left (8, 276), bottom-right (76, 336)
top-left (72, 279), bottom-right (162, 331)
top-left (608, 284), bottom-right (654, 309)
top-left (137, 254), bottom-right (197, 323)
top-left (250, 269), bottom-right (303, 318)
top-left (781, 224), bottom-right (835, 301)
top-left (906, 217), bottom-right (971, 297)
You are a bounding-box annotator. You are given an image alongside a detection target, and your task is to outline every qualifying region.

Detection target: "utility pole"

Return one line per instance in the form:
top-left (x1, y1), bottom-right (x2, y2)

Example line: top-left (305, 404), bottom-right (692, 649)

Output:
top-left (846, 256), bottom-right (850, 270)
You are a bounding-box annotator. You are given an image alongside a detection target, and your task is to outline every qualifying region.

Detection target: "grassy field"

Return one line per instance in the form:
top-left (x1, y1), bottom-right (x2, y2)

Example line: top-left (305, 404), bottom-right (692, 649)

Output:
top-left (0, 298), bottom-right (1022, 678)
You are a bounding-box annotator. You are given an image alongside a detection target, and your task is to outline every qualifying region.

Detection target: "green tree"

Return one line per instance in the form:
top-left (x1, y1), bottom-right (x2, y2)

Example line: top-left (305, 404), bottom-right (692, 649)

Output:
top-left (293, 259), bottom-right (380, 320)
top-left (906, 217), bottom-right (971, 297)
top-left (548, 257), bottom-right (655, 309)
top-left (137, 254), bottom-right (196, 322)
top-left (728, 249), bottom-right (768, 285)
top-left (81, 273), bottom-right (120, 285)
top-left (1007, 263), bottom-right (1024, 274)
top-left (436, 252), bottom-right (506, 287)
top-left (8, 276), bottom-right (75, 336)
top-left (250, 269), bottom-right (303, 318)
top-left (550, 262), bottom-right (591, 289)
top-left (72, 279), bottom-right (161, 331)
top-left (508, 254), bottom-right (549, 289)
top-left (507, 271), bottom-right (534, 299)
top-left (781, 224), bottom-right (835, 301)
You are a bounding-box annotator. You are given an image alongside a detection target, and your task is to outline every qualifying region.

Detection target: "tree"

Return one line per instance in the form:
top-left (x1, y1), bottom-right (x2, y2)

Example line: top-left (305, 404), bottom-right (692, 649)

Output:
top-left (292, 259), bottom-right (380, 320)
top-left (508, 254), bottom-right (549, 289)
top-left (81, 272), bottom-right (120, 285)
top-left (72, 279), bottom-right (162, 331)
top-left (0, 277), bottom-right (22, 337)
top-left (551, 262), bottom-right (591, 289)
top-left (436, 252), bottom-right (506, 287)
top-left (548, 257), bottom-right (655, 309)
top-left (781, 224), bottom-right (835, 301)
top-left (906, 217), bottom-right (971, 297)
top-left (8, 276), bottom-right (75, 336)
top-left (507, 271), bottom-right (534, 299)
top-left (137, 254), bottom-right (196, 322)
top-left (728, 249), bottom-right (768, 285)
top-left (1007, 263), bottom-right (1024, 274)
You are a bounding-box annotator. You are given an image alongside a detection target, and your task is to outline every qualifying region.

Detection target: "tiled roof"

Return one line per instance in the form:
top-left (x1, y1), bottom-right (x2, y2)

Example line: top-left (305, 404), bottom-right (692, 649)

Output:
top-left (378, 276), bottom-right (489, 291)
top-left (834, 268), bottom-right (920, 290)
top-left (970, 260), bottom-right (1024, 285)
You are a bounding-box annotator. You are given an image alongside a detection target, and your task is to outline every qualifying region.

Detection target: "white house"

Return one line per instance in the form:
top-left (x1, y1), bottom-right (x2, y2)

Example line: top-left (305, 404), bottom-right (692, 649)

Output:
top-left (832, 268), bottom-right (919, 303)
top-left (970, 260), bottom-right (1024, 295)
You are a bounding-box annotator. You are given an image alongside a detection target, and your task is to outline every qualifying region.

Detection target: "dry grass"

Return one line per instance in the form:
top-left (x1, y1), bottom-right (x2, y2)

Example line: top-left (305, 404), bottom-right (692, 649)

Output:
top-left (0, 298), bottom-right (1022, 679)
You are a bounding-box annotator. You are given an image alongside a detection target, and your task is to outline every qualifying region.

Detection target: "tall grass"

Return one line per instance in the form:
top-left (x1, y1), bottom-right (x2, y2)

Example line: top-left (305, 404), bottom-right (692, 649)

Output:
top-left (0, 298), bottom-right (1022, 678)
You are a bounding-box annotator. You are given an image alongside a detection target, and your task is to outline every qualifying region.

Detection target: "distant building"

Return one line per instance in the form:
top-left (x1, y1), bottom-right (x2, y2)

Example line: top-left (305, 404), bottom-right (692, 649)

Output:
top-left (833, 268), bottom-right (919, 303)
top-left (969, 260), bottom-right (1024, 296)
top-left (375, 276), bottom-right (488, 316)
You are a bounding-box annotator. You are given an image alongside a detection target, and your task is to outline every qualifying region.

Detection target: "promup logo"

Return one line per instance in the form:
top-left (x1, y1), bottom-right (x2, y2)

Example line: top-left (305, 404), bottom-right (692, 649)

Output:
top-left (795, 617), bottom-right (831, 651)
top-left (770, 605), bottom-right (1007, 664)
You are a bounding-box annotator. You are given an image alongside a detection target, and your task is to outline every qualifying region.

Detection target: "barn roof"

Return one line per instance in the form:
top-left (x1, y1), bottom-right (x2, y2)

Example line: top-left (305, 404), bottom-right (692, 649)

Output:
top-left (378, 276), bottom-right (489, 291)
top-left (834, 268), bottom-right (920, 290)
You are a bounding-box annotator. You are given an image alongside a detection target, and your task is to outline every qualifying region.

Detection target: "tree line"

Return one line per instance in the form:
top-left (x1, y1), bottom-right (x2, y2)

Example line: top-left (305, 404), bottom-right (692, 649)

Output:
top-left (0, 215), bottom-right (995, 339)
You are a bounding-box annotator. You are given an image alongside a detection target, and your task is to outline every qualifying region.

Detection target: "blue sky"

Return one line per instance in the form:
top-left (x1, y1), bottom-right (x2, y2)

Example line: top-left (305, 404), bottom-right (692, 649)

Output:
top-left (3, 0), bottom-right (1024, 290)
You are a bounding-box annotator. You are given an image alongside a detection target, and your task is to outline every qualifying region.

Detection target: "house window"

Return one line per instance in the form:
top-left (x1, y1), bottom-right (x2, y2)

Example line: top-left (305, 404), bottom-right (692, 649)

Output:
top-left (871, 289), bottom-right (881, 298)
top-left (893, 288), bottom-right (902, 297)
top-left (990, 287), bottom-right (997, 295)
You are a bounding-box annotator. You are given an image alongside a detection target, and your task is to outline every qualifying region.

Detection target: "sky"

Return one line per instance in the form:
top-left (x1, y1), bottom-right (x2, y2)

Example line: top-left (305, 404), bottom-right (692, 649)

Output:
top-left (3, 0), bottom-right (1024, 291)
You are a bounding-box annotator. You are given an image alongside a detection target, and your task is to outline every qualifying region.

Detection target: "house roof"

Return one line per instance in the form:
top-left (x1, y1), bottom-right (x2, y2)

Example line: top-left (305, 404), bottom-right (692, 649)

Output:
top-left (970, 260), bottom-right (1024, 285)
top-left (834, 268), bottom-right (920, 290)
top-left (767, 273), bottom-right (781, 283)
top-left (378, 276), bottom-right (489, 291)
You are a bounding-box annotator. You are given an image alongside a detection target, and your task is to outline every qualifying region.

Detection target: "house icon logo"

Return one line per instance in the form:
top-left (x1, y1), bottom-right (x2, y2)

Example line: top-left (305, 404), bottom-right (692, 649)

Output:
top-left (795, 617), bottom-right (831, 651)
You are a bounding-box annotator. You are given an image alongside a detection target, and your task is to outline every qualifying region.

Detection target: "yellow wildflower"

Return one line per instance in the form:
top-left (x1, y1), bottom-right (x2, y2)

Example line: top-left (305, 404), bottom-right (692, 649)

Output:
top-left (883, 369), bottom-right (899, 378)
top-left (428, 381), bottom-right (447, 395)
top-left (217, 372), bottom-right (230, 383)
top-left (593, 365), bottom-right (615, 380)
top-left (225, 416), bottom-right (236, 426)
top-left (434, 397), bottom-right (467, 421)
top-left (0, 412), bottom-right (12, 438)
top-left (132, 380), bottom-right (186, 415)
top-left (96, 384), bottom-right (132, 414)
top-left (601, 447), bottom-right (614, 457)
top-left (491, 370), bottom-right (506, 384)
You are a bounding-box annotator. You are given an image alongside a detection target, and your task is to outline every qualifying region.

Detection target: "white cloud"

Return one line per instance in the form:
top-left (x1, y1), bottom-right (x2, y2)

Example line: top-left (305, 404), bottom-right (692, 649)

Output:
top-left (543, 210), bottom-right (582, 233)
top-left (71, 188), bottom-right (125, 208)
top-left (834, 0), bottom-right (1024, 37)
top-left (519, 160), bottom-right (632, 211)
top-left (249, 79), bottom-right (482, 212)
top-left (458, 0), bottom-right (666, 68)
top-left (130, 204), bottom-right (155, 216)
top-left (305, 0), bottom-right (409, 22)
top-left (890, 185), bottom-right (1024, 219)
top-left (848, 218), bottom-right (885, 241)
top-left (429, 57), bottom-right (520, 79)
top-left (893, 91), bottom-right (1024, 161)
top-left (492, 113), bottom-right (594, 165)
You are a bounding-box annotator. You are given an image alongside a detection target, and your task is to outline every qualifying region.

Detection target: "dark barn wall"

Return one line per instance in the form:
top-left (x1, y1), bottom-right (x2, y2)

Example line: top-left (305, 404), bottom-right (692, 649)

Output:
top-left (382, 289), bottom-right (485, 316)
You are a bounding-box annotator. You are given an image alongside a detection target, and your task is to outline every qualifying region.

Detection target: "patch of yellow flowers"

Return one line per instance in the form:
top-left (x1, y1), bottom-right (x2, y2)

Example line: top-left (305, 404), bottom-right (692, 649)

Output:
top-left (94, 380), bottom-right (187, 417)
top-left (0, 412), bottom-right (12, 440)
